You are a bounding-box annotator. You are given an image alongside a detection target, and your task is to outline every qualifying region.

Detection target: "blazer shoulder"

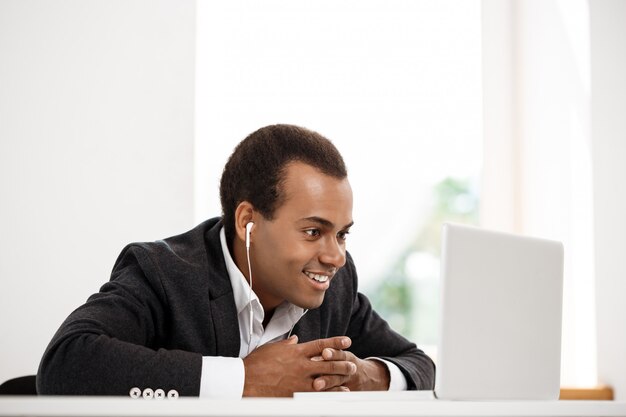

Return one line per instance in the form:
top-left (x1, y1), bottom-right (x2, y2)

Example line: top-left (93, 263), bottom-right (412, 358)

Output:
top-left (112, 218), bottom-right (222, 272)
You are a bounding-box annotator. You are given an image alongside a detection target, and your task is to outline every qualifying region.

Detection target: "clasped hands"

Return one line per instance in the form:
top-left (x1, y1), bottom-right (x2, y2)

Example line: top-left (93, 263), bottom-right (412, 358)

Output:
top-left (242, 335), bottom-right (390, 397)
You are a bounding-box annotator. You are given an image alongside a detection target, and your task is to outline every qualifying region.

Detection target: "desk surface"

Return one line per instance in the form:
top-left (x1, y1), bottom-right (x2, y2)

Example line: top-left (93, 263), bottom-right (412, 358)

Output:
top-left (1, 397), bottom-right (625, 417)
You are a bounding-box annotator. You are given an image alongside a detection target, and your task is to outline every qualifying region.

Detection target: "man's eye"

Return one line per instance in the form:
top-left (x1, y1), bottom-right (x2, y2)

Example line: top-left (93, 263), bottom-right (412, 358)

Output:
top-left (337, 231), bottom-right (350, 241)
top-left (304, 229), bottom-right (320, 237)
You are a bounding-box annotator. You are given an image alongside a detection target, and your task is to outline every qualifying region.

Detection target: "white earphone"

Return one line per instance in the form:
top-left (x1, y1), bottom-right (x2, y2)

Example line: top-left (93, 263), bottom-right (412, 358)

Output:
top-left (245, 221), bottom-right (254, 354)
top-left (245, 221), bottom-right (253, 249)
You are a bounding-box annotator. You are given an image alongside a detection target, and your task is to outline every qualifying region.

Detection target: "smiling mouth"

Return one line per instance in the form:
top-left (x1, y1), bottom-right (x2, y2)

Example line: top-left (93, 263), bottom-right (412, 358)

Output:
top-left (303, 271), bottom-right (331, 283)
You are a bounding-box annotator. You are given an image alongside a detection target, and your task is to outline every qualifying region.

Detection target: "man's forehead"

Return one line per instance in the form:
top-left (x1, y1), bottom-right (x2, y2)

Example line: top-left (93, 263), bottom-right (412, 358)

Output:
top-left (276, 162), bottom-right (353, 222)
top-left (280, 162), bottom-right (351, 198)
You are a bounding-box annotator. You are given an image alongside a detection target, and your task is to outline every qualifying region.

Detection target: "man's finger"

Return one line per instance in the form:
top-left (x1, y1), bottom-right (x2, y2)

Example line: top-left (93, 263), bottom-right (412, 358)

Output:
top-left (321, 348), bottom-right (349, 361)
top-left (281, 335), bottom-right (298, 345)
top-left (300, 336), bottom-right (351, 356)
top-left (313, 375), bottom-right (351, 391)
top-left (311, 359), bottom-right (357, 376)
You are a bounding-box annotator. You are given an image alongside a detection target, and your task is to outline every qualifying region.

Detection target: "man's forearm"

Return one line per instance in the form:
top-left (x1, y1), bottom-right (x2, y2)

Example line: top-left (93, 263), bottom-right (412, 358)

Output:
top-left (38, 332), bottom-right (202, 396)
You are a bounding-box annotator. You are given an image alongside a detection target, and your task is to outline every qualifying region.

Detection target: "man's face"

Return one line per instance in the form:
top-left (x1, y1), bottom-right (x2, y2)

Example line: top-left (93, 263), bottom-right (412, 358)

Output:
top-left (251, 162), bottom-right (353, 311)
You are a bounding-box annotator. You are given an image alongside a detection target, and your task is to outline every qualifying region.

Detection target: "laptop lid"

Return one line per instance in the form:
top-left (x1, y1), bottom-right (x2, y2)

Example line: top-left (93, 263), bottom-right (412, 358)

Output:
top-left (435, 223), bottom-right (564, 400)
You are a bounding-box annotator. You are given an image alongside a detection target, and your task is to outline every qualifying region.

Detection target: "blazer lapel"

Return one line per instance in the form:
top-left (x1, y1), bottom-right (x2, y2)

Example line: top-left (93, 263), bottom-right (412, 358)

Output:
top-left (291, 308), bottom-right (321, 343)
top-left (204, 221), bottom-right (241, 357)
top-left (209, 293), bottom-right (240, 357)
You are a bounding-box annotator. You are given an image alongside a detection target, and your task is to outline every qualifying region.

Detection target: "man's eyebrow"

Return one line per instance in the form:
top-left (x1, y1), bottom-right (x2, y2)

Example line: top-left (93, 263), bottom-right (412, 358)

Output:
top-left (300, 217), bottom-right (354, 230)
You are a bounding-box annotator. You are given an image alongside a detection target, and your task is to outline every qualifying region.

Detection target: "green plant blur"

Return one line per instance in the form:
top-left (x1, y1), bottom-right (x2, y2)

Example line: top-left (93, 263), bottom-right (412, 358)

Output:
top-left (369, 177), bottom-right (480, 345)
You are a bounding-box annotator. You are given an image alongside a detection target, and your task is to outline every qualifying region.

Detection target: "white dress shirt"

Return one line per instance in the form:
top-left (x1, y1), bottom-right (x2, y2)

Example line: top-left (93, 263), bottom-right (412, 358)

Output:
top-left (198, 228), bottom-right (407, 398)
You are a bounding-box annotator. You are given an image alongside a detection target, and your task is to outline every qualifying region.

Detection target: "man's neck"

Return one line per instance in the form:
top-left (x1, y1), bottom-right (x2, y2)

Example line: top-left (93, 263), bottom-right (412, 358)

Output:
top-left (262, 309), bottom-right (275, 328)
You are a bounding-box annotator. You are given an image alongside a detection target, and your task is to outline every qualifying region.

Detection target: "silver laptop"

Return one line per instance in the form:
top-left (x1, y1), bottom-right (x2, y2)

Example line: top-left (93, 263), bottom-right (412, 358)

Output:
top-left (295, 223), bottom-right (563, 401)
top-left (435, 223), bottom-right (563, 400)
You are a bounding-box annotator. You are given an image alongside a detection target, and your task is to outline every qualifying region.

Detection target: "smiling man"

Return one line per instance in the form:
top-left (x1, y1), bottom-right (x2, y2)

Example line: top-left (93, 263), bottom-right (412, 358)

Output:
top-left (37, 124), bottom-right (435, 397)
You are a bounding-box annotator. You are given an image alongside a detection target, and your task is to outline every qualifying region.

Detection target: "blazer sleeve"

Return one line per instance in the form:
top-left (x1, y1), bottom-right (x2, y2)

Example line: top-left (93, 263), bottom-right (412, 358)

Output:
top-left (342, 255), bottom-right (436, 390)
top-left (36, 245), bottom-right (203, 396)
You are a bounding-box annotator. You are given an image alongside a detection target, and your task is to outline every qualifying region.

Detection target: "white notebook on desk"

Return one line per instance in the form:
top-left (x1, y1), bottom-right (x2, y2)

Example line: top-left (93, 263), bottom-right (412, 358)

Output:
top-left (294, 390), bottom-right (435, 401)
top-left (296, 223), bottom-right (564, 401)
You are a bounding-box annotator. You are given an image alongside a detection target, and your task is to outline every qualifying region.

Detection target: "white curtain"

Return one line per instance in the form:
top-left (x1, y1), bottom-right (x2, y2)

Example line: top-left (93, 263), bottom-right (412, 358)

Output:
top-left (481, 0), bottom-right (596, 387)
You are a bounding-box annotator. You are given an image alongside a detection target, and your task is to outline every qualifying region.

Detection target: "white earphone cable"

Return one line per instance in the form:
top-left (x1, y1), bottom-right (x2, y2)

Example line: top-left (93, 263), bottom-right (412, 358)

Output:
top-left (246, 243), bottom-right (254, 355)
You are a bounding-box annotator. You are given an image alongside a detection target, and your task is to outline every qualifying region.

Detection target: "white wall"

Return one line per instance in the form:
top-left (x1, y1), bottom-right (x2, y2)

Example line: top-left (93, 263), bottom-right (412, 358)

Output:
top-left (0, 1), bottom-right (196, 384)
top-left (590, 0), bottom-right (626, 401)
top-left (194, 0), bottom-right (483, 295)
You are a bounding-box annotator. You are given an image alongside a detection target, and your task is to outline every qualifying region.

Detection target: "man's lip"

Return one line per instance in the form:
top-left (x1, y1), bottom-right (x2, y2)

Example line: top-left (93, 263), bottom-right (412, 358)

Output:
top-left (304, 270), bottom-right (332, 276)
top-left (303, 270), bottom-right (334, 278)
top-left (301, 270), bottom-right (332, 289)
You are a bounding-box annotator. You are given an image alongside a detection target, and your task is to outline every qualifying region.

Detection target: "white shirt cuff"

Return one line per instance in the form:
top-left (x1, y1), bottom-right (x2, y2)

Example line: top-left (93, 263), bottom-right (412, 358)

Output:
top-left (367, 357), bottom-right (408, 391)
top-left (200, 356), bottom-right (245, 398)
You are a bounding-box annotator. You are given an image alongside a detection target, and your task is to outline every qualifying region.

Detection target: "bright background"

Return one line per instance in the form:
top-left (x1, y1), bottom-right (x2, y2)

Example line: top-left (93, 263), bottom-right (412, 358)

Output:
top-left (194, 0), bottom-right (483, 361)
top-left (1, 0), bottom-right (625, 399)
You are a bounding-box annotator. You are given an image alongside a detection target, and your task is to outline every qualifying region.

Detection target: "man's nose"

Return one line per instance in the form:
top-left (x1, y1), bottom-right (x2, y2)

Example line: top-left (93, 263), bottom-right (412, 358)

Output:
top-left (319, 235), bottom-right (346, 269)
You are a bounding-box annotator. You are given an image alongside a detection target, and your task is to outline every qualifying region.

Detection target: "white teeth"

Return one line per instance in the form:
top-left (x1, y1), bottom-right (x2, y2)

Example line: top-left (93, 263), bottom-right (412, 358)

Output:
top-left (304, 271), bottom-right (329, 283)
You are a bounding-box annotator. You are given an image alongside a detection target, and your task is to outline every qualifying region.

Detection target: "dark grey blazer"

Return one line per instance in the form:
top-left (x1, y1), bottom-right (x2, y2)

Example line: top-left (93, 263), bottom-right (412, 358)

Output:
top-left (37, 218), bottom-right (435, 395)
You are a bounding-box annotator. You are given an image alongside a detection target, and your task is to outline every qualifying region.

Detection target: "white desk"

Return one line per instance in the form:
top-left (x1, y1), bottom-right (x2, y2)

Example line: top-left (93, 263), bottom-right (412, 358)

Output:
top-left (0, 397), bottom-right (625, 417)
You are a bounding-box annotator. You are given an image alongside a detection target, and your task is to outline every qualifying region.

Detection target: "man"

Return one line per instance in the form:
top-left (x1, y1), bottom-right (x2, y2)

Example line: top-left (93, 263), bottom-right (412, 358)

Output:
top-left (37, 124), bottom-right (435, 397)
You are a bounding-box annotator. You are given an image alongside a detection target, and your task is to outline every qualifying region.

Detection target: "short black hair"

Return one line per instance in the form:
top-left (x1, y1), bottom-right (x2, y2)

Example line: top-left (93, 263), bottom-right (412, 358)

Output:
top-left (220, 124), bottom-right (348, 245)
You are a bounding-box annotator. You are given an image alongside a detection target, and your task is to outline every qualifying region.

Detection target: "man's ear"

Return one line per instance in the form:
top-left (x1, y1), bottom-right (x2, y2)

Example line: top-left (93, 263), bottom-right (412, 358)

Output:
top-left (234, 201), bottom-right (255, 244)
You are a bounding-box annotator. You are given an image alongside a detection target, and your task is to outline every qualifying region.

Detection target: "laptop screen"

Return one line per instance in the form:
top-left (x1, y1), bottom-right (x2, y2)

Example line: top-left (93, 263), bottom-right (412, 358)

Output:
top-left (435, 223), bottom-right (564, 400)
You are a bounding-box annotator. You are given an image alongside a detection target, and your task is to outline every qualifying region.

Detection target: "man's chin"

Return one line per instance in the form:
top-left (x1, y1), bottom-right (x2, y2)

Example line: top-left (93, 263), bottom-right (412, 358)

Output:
top-left (294, 294), bottom-right (325, 310)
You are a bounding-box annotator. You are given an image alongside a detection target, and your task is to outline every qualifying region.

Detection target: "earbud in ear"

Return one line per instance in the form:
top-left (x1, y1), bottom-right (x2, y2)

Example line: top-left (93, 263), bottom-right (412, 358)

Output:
top-left (245, 222), bottom-right (254, 249)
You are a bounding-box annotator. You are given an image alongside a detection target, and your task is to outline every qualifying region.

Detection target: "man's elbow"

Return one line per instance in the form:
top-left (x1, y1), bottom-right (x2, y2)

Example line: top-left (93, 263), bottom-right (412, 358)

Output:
top-left (37, 348), bottom-right (68, 395)
top-left (36, 338), bottom-right (91, 395)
